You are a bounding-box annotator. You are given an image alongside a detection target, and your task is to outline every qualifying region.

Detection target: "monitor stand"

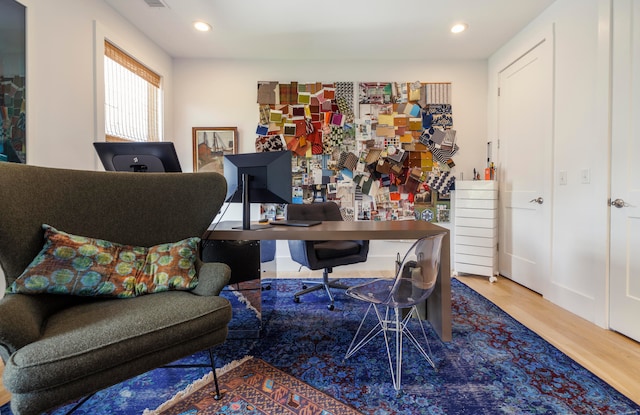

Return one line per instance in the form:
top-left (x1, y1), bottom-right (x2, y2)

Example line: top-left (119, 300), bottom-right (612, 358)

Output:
top-left (232, 173), bottom-right (273, 230)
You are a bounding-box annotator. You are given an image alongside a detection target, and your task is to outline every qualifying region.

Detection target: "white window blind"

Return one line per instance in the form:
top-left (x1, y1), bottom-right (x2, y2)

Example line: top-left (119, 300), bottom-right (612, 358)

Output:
top-left (104, 40), bottom-right (162, 142)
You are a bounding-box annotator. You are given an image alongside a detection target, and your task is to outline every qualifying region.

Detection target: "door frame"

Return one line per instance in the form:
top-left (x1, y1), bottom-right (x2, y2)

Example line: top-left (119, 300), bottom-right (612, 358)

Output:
top-left (608, 0), bottom-right (640, 340)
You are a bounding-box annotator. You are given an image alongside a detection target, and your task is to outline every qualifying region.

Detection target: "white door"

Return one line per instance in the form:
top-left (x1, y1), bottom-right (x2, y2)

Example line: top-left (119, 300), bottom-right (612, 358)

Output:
top-left (610, 0), bottom-right (640, 342)
top-left (497, 37), bottom-right (553, 294)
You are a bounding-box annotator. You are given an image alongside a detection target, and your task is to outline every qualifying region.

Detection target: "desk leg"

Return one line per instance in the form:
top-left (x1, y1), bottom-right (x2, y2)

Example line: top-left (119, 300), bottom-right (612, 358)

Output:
top-left (202, 240), bottom-right (262, 338)
top-left (427, 232), bottom-right (452, 342)
top-left (222, 279), bottom-right (262, 339)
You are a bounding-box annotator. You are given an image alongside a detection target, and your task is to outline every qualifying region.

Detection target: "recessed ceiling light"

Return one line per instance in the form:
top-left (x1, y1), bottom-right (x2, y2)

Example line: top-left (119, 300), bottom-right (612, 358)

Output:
top-left (193, 21), bottom-right (212, 32)
top-left (451, 23), bottom-right (468, 34)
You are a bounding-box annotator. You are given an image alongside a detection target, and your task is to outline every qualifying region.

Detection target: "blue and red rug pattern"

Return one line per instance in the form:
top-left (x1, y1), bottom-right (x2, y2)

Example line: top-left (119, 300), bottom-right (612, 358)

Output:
top-left (1, 277), bottom-right (638, 415)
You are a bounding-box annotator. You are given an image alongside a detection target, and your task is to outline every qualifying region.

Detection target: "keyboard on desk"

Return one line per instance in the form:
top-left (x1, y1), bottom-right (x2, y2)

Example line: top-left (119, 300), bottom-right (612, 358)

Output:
top-left (269, 220), bottom-right (322, 227)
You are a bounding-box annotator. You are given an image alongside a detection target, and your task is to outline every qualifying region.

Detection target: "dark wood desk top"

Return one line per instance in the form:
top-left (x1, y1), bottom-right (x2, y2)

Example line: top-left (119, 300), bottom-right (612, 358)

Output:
top-left (205, 220), bottom-right (449, 241)
top-left (204, 219), bottom-right (452, 342)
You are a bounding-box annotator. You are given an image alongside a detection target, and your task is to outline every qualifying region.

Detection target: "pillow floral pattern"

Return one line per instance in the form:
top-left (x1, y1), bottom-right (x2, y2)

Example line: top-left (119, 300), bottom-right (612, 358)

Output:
top-left (8, 225), bottom-right (200, 298)
top-left (139, 239), bottom-right (199, 295)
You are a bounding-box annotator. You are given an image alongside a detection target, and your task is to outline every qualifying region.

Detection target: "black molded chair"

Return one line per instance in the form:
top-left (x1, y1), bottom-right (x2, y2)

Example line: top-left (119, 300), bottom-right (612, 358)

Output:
top-left (286, 202), bottom-right (369, 310)
top-left (343, 233), bottom-right (445, 395)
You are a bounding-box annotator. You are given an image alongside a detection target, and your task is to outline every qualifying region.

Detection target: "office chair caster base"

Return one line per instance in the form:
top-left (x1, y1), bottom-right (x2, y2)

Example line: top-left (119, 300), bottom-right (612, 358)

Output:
top-left (293, 296), bottom-right (300, 303)
top-left (327, 304), bottom-right (335, 311)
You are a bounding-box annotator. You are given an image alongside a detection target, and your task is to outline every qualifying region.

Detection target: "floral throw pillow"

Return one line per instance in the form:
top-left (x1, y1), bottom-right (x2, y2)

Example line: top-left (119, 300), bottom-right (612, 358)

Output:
top-left (8, 225), bottom-right (200, 298)
top-left (137, 238), bottom-right (199, 295)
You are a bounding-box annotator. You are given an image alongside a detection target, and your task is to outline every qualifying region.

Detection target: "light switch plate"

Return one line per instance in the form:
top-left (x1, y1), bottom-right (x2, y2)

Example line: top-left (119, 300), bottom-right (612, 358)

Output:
top-left (581, 168), bottom-right (591, 184)
top-left (559, 170), bottom-right (567, 185)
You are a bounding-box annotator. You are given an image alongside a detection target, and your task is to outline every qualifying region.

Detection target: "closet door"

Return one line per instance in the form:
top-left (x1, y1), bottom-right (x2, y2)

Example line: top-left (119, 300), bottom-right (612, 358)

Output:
top-left (610, 0), bottom-right (640, 342)
top-left (497, 36), bottom-right (553, 295)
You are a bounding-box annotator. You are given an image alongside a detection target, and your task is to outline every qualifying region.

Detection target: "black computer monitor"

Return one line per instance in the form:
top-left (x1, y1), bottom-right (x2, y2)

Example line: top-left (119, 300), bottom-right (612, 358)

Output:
top-left (94, 142), bottom-right (182, 172)
top-left (224, 150), bottom-right (292, 230)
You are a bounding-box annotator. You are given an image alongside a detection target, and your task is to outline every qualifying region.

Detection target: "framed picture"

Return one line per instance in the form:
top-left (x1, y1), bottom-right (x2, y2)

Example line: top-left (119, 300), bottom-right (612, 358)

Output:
top-left (192, 127), bottom-right (238, 173)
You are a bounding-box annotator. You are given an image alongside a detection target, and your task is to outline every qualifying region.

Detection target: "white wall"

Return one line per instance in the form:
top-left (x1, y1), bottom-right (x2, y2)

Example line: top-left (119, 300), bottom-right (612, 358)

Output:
top-left (19, 0), bottom-right (174, 170)
top-left (488, 0), bottom-right (610, 326)
top-left (172, 59), bottom-right (487, 270)
top-left (0, 0), bottom-right (174, 298)
top-left (173, 59), bottom-right (488, 175)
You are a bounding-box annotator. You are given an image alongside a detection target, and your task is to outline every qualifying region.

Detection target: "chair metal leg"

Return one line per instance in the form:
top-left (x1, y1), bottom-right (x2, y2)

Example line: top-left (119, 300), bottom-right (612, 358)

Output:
top-left (61, 393), bottom-right (95, 415)
top-left (208, 348), bottom-right (222, 400)
top-left (345, 303), bottom-right (384, 359)
top-left (161, 348), bottom-right (223, 400)
top-left (403, 306), bottom-right (436, 371)
top-left (293, 267), bottom-right (349, 310)
top-left (345, 304), bottom-right (436, 395)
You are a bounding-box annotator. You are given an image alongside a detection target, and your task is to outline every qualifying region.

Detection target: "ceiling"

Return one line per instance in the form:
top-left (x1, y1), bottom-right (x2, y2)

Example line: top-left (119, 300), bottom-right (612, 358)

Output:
top-left (103, 0), bottom-right (557, 61)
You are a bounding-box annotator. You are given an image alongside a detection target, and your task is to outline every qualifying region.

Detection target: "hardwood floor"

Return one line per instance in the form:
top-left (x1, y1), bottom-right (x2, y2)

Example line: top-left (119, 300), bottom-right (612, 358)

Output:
top-left (1, 273), bottom-right (639, 408)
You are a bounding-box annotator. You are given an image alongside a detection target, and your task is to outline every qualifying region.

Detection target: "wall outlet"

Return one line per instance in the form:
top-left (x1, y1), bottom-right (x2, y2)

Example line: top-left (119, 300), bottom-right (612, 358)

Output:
top-left (580, 168), bottom-right (591, 184)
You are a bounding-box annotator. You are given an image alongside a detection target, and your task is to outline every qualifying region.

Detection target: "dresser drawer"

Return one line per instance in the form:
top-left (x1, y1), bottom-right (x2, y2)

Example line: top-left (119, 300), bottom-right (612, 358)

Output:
top-left (456, 235), bottom-right (497, 248)
top-left (455, 217), bottom-right (497, 228)
top-left (456, 199), bottom-right (498, 209)
top-left (455, 189), bottom-right (498, 200)
top-left (455, 208), bottom-right (497, 219)
top-left (455, 226), bottom-right (497, 238)
top-left (455, 244), bottom-right (495, 257)
top-left (456, 253), bottom-right (496, 267)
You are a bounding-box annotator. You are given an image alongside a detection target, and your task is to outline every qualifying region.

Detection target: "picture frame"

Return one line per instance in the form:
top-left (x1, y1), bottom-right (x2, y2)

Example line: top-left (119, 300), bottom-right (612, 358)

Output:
top-left (192, 127), bottom-right (238, 173)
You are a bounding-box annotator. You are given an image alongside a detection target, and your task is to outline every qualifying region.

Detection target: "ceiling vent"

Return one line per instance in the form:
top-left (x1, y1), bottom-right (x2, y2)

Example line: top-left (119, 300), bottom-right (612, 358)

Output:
top-left (143, 0), bottom-right (167, 7)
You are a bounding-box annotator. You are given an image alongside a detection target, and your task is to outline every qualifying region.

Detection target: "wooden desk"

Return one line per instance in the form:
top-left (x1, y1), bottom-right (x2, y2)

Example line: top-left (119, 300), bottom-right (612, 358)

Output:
top-left (204, 220), bottom-right (452, 342)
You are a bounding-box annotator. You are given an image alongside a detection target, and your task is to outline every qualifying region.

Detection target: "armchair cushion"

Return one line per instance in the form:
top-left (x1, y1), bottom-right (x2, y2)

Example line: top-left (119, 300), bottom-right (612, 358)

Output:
top-left (3, 290), bottom-right (232, 394)
top-left (8, 225), bottom-right (199, 298)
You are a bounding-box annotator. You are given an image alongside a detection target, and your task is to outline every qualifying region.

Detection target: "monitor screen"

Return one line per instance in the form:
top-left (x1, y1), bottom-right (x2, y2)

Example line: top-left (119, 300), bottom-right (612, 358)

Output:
top-left (94, 142), bottom-right (182, 172)
top-left (224, 150), bottom-right (292, 230)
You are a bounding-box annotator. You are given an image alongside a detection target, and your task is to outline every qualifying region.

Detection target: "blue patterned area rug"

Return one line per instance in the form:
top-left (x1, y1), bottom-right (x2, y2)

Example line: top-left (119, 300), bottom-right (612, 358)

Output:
top-left (1, 277), bottom-right (639, 415)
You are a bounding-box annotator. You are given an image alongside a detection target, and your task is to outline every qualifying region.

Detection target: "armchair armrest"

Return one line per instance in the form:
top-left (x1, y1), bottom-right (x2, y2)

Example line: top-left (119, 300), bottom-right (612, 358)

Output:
top-left (191, 260), bottom-right (231, 296)
top-left (0, 294), bottom-right (72, 361)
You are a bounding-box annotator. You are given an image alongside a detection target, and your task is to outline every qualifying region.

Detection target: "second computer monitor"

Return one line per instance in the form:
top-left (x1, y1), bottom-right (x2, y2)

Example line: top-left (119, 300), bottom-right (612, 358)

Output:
top-left (224, 150), bottom-right (292, 229)
top-left (94, 142), bottom-right (182, 172)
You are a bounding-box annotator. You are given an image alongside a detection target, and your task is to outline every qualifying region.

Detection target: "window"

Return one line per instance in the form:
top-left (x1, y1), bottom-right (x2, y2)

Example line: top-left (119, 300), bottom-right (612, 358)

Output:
top-left (104, 40), bottom-right (162, 142)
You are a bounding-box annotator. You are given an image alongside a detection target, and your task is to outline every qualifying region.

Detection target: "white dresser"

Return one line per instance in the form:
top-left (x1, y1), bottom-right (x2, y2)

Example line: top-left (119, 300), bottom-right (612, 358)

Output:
top-left (454, 180), bottom-right (498, 281)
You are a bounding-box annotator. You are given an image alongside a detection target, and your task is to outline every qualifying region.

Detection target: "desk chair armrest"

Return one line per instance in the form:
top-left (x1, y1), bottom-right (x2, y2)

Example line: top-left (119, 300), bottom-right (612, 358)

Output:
top-left (288, 239), bottom-right (313, 268)
top-left (191, 260), bottom-right (231, 296)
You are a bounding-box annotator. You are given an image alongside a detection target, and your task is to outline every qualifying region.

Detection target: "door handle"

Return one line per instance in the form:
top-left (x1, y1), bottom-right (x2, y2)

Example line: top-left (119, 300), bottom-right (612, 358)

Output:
top-left (609, 198), bottom-right (630, 208)
top-left (529, 197), bottom-right (544, 204)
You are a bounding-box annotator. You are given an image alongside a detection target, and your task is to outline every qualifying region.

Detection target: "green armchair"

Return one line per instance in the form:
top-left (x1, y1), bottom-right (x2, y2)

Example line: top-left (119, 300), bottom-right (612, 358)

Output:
top-left (0, 162), bottom-right (233, 415)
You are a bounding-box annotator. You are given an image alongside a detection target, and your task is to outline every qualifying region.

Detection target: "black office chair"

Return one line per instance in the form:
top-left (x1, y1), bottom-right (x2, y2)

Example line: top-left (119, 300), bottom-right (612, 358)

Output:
top-left (286, 201), bottom-right (369, 310)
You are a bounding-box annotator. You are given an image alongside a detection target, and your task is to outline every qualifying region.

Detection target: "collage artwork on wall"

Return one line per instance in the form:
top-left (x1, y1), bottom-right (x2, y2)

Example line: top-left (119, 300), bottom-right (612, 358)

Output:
top-left (255, 80), bottom-right (458, 223)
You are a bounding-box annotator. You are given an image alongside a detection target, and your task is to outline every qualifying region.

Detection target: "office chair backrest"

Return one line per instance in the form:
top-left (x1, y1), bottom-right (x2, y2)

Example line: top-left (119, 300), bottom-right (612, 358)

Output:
top-left (387, 233), bottom-right (445, 308)
top-left (286, 201), bottom-right (343, 221)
